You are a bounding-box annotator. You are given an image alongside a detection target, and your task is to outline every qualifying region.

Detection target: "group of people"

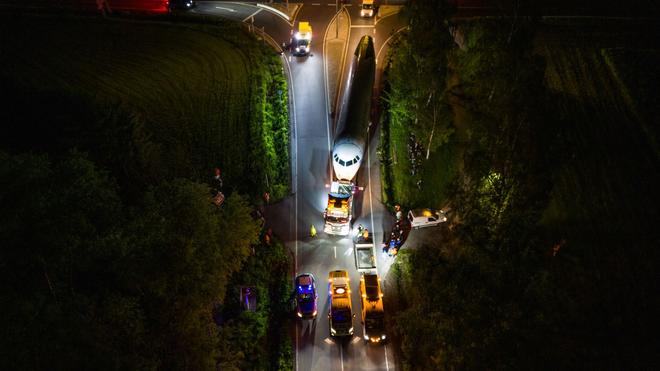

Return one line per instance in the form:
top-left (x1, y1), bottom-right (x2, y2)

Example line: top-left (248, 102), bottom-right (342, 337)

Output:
top-left (382, 204), bottom-right (405, 256)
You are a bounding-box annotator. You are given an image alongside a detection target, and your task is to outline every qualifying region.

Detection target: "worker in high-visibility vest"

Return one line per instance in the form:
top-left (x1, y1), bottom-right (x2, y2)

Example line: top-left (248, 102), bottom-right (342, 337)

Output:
top-left (310, 224), bottom-right (317, 238)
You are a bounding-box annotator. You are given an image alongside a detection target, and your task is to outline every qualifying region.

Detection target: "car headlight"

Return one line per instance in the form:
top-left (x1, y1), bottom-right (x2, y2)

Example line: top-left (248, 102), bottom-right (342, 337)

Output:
top-left (349, 327), bottom-right (354, 334)
top-left (312, 310), bottom-right (317, 316)
top-left (331, 328), bottom-right (337, 335)
top-left (297, 312), bottom-right (303, 318)
top-left (381, 335), bottom-right (386, 340)
top-left (364, 334), bottom-right (370, 341)
top-left (295, 47), bottom-right (300, 52)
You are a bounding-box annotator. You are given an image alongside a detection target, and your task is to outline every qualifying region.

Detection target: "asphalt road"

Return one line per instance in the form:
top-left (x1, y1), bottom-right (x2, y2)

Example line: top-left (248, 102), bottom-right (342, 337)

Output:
top-left (193, 1), bottom-right (404, 370)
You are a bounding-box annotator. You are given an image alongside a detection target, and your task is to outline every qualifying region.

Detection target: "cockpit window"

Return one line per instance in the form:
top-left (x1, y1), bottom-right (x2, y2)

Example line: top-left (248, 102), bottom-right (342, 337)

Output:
top-left (339, 159), bottom-right (345, 166)
top-left (346, 160), bottom-right (353, 166)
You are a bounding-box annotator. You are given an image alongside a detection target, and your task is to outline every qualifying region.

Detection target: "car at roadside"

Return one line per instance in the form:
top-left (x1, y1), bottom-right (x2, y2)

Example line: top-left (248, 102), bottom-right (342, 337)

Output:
top-left (408, 208), bottom-right (447, 229)
top-left (295, 273), bottom-right (318, 319)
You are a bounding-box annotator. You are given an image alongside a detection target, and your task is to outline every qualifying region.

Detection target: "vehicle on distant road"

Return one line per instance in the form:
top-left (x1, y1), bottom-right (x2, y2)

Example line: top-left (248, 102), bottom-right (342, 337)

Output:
top-left (106, 0), bottom-right (170, 14)
top-left (295, 273), bottom-right (318, 319)
top-left (328, 270), bottom-right (354, 337)
top-left (408, 208), bottom-right (447, 229)
top-left (293, 21), bottom-right (312, 56)
top-left (360, 0), bottom-right (375, 17)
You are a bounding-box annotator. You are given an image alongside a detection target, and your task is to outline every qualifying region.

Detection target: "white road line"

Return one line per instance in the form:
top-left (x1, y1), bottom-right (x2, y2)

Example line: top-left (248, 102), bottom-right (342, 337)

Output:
top-left (385, 344), bottom-right (391, 371)
top-left (340, 344), bottom-right (345, 371)
top-left (367, 112), bottom-right (375, 266)
top-left (256, 3), bottom-right (290, 22)
top-left (322, 9), bottom-right (335, 166)
top-left (330, 7), bottom-right (351, 135)
top-left (242, 8), bottom-right (262, 22)
top-left (215, 6), bottom-right (235, 12)
top-left (334, 245), bottom-right (337, 259)
top-left (376, 26), bottom-right (407, 65)
top-left (374, 6), bottom-right (403, 25)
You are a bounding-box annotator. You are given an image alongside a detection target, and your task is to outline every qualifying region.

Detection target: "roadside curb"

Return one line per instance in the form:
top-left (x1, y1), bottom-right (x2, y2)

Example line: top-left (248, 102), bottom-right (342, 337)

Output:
top-left (323, 7), bottom-right (351, 117)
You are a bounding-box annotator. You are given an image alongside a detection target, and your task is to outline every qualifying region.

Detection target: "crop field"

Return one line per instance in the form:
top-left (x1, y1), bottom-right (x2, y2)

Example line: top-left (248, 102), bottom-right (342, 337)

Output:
top-left (0, 15), bottom-right (289, 198)
top-left (536, 21), bottom-right (660, 245)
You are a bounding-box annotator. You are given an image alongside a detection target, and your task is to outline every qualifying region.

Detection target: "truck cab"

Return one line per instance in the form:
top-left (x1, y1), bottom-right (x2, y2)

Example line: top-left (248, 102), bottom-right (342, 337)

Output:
top-left (328, 270), bottom-right (354, 337)
top-left (359, 273), bottom-right (386, 343)
top-left (360, 0), bottom-right (375, 17)
top-left (293, 22), bottom-right (312, 56)
top-left (323, 180), bottom-right (354, 236)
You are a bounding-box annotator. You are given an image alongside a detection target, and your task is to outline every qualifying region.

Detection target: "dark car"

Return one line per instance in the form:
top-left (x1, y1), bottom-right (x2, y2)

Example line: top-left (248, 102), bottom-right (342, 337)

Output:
top-left (295, 273), bottom-right (318, 319)
top-left (170, 0), bottom-right (196, 10)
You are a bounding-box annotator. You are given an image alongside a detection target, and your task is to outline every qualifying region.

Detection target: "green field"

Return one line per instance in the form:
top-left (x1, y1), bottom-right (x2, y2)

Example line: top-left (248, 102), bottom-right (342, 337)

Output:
top-left (0, 14), bottom-right (289, 199)
top-left (537, 21), bottom-right (660, 244)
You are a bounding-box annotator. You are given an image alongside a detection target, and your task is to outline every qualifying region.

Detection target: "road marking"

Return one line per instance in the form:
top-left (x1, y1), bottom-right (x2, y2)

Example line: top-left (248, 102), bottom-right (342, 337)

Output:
top-left (376, 26), bottom-right (407, 66)
top-left (329, 7), bottom-right (351, 131)
top-left (334, 245), bottom-right (337, 259)
top-left (344, 247), bottom-right (353, 257)
top-left (322, 8), bottom-right (336, 172)
top-left (367, 113), bottom-right (376, 268)
top-left (351, 336), bottom-right (361, 343)
top-left (215, 6), bottom-right (235, 12)
top-left (242, 8), bottom-right (262, 22)
top-left (324, 338), bottom-right (334, 344)
top-left (385, 344), bottom-right (390, 371)
top-left (256, 3), bottom-right (290, 22)
top-left (340, 344), bottom-right (345, 371)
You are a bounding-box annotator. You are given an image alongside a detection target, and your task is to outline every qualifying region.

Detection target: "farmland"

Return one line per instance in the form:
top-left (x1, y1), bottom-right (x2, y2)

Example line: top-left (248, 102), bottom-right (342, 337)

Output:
top-left (0, 14), bottom-right (289, 199)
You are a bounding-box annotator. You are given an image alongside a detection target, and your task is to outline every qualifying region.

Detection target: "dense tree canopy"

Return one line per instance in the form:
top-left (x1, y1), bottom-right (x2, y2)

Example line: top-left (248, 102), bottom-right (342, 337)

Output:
top-left (386, 1), bottom-right (660, 370)
top-left (0, 152), bottom-right (260, 370)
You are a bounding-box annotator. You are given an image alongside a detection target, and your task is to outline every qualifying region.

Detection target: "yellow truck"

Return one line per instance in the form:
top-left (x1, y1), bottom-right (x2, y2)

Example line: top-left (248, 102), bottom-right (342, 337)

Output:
top-left (293, 21), bottom-right (312, 56)
top-left (329, 270), bottom-right (354, 337)
top-left (360, 0), bottom-right (375, 17)
top-left (359, 273), bottom-right (386, 343)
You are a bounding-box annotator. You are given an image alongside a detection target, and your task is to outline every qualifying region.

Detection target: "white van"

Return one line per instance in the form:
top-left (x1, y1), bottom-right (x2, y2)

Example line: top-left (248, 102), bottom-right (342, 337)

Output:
top-left (408, 208), bottom-right (447, 229)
